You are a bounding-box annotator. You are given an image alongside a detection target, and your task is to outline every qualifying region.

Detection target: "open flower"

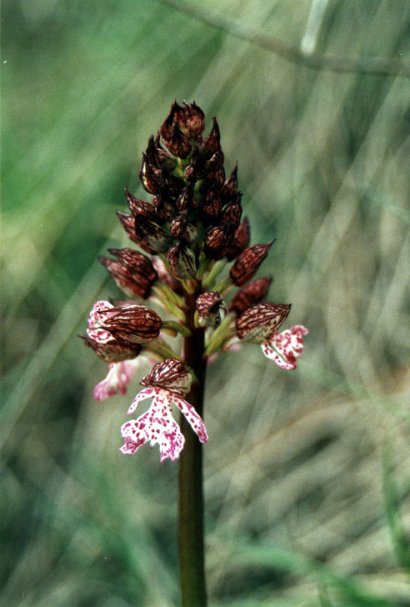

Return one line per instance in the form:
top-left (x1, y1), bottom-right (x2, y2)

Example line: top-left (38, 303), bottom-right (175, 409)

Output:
top-left (93, 358), bottom-right (143, 401)
top-left (120, 359), bottom-right (208, 462)
top-left (236, 303), bottom-right (308, 370)
top-left (120, 387), bottom-right (208, 461)
top-left (262, 325), bottom-right (308, 370)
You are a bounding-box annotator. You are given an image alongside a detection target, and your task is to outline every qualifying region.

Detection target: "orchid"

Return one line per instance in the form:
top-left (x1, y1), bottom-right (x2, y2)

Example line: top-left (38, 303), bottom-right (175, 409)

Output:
top-left (93, 359), bottom-right (142, 401)
top-left (262, 325), bottom-right (309, 370)
top-left (120, 385), bottom-right (208, 462)
top-left (235, 303), bottom-right (308, 370)
top-left (81, 101), bottom-right (309, 605)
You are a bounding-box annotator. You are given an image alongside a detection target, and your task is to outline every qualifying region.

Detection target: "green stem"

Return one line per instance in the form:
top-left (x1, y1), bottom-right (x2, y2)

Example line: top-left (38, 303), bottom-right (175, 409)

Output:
top-left (179, 289), bottom-right (207, 607)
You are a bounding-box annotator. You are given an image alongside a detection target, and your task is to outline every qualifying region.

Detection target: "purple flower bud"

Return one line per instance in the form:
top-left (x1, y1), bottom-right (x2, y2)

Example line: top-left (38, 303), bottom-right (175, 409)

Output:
top-left (153, 194), bottom-right (175, 222)
top-left (124, 188), bottom-right (156, 218)
top-left (229, 242), bottom-right (273, 286)
top-left (134, 215), bottom-right (172, 254)
top-left (160, 105), bottom-right (192, 158)
top-left (236, 303), bottom-right (291, 343)
top-left (170, 216), bottom-right (199, 243)
top-left (200, 190), bottom-right (222, 223)
top-left (81, 335), bottom-right (141, 363)
top-left (100, 248), bottom-right (158, 298)
top-left (146, 135), bottom-right (178, 172)
top-left (196, 291), bottom-right (224, 327)
top-left (203, 117), bottom-right (222, 159)
top-left (225, 218), bottom-right (250, 260)
top-left (162, 101), bottom-right (205, 141)
top-left (205, 150), bottom-right (224, 174)
top-left (116, 211), bottom-right (138, 244)
top-left (99, 304), bottom-right (162, 344)
top-left (229, 277), bottom-right (272, 315)
top-left (176, 184), bottom-right (195, 213)
top-left (221, 165), bottom-right (239, 204)
top-left (184, 147), bottom-right (205, 182)
top-left (221, 201), bottom-right (242, 232)
top-left (202, 163), bottom-right (225, 190)
top-left (124, 188), bottom-right (155, 218)
top-left (204, 225), bottom-right (231, 260)
top-left (167, 243), bottom-right (197, 278)
top-left (179, 101), bottom-right (205, 139)
top-left (140, 358), bottom-right (192, 396)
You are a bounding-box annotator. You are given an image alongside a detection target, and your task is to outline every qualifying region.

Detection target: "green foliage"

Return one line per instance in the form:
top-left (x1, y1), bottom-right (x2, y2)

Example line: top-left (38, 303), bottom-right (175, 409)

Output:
top-left (382, 447), bottom-right (410, 571)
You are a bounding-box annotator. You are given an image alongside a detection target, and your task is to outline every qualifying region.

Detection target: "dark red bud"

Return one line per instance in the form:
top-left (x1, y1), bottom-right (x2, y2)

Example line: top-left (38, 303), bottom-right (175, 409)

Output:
top-left (159, 102), bottom-right (179, 139)
top-left (225, 217), bottom-right (250, 260)
top-left (196, 291), bottom-right (224, 327)
top-left (204, 225), bottom-right (231, 260)
top-left (100, 304), bottom-right (162, 344)
top-left (161, 101), bottom-right (205, 141)
top-left (163, 173), bottom-right (185, 198)
top-left (135, 215), bottom-right (172, 254)
top-left (222, 201), bottom-right (242, 232)
top-left (221, 165), bottom-right (239, 203)
top-left (236, 303), bottom-right (291, 343)
top-left (167, 243), bottom-right (197, 279)
top-left (124, 188), bottom-right (155, 218)
top-left (170, 216), bottom-right (198, 243)
top-left (179, 101), bottom-right (205, 139)
top-left (203, 117), bottom-right (221, 159)
top-left (154, 195), bottom-right (175, 222)
top-left (109, 248), bottom-right (156, 274)
top-left (139, 155), bottom-right (165, 195)
top-left (160, 109), bottom-right (192, 158)
top-left (81, 335), bottom-right (141, 363)
top-left (202, 166), bottom-right (225, 191)
top-left (145, 135), bottom-right (177, 172)
top-left (184, 147), bottom-right (205, 182)
top-left (176, 184), bottom-right (194, 213)
top-left (229, 277), bottom-right (272, 315)
top-left (157, 148), bottom-right (178, 172)
top-left (200, 190), bottom-right (222, 223)
top-left (205, 150), bottom-right (224, 173)
top-left (101, 248), bottom-right (158, 298)
top-left (145, 135), bottom-right (161, 167)
top-left (116, 211), bottom-right (138, 244)
top-left (140, 358), bottom-right (192, 396)
top-left (229, 242), bottom-right (273, 286)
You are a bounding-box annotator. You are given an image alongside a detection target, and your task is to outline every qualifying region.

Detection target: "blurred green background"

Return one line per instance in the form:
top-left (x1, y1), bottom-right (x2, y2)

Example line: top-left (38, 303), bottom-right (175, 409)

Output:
top-left (2, 1), bottom-right (410, 605)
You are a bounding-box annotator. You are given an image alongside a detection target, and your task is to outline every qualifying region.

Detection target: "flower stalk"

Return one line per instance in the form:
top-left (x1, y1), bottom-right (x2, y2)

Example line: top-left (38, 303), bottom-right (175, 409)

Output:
top-left (179, 289), bottom-right (207, 606)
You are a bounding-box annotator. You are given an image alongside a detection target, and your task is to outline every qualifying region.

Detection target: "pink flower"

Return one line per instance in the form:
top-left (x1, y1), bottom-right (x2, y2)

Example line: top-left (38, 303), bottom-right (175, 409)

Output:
top-left (120, 387), bottom-right (208, 462)
top-left (261, 325), bottom-right (308, 370)
top-left (93, 359), bottom-right (142, 401)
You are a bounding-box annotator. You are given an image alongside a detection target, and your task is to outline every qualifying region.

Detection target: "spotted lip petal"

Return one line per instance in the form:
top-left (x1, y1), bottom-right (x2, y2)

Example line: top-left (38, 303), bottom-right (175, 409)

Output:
top-left (121, 396), bottom-right (184, 461)
top-left (262, 325), bottom-right (309, 370)
top-left (121, 387), bottom-right (208, 462)
top-left (168, 393), bottom-right (208, 444)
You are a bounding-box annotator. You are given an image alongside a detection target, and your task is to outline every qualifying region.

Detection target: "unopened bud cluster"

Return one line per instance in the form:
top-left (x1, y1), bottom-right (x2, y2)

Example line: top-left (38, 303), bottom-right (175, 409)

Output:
top-left (82, 101), bottom-right (308, 461)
